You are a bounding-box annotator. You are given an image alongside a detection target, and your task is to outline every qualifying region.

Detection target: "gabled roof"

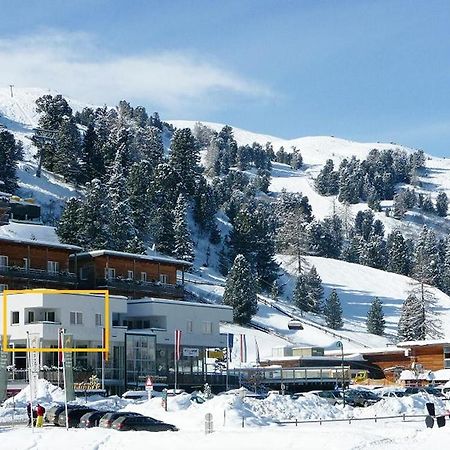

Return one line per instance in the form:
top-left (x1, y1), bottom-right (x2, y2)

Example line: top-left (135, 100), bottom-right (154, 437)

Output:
top-left (70, 249), bottom-right (192, 267)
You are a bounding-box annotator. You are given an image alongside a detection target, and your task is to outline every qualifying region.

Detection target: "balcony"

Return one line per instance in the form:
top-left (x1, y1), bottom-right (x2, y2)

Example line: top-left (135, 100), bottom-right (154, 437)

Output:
top-left (91, 277), bottom-right (184, 298)
top-left (0, 265), bottom-right (77, 285)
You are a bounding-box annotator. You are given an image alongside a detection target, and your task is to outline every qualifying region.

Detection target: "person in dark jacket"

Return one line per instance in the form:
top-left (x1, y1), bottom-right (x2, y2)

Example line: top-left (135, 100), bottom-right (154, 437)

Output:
top-left (27, 402), bottom-right (32, 426)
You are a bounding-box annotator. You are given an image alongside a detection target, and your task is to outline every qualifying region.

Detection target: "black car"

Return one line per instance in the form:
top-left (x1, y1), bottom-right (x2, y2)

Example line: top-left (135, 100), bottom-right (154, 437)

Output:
top-left (79, 410), bottom-right (113, 428)
top-left (57, 407), bottom-right (97, 428)
top-left (46, 404), bottom-right (80, 425)
top-left (111, 415), bottom-right (178, 432)
top-left (345, 389), bottom-right (381, 407)
top-left (99, 412), bottom-right (143, 429)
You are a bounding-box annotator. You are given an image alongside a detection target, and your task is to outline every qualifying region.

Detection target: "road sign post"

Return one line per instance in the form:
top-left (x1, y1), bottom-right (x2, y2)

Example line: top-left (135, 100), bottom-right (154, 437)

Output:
top-left (145, 376), bottom-right (153, 400)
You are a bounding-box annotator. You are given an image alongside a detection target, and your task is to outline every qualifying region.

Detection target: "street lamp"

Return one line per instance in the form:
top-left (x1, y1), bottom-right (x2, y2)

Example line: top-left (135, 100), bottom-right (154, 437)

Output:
top-left (336, 341), bottom-right (345, 406)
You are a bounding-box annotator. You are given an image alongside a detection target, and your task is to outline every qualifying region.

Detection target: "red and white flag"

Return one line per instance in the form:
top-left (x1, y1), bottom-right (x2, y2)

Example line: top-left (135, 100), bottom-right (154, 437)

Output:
top-left (240, 334), bottom-right (247, 363)
top-left (175, 329), bottom-right (182, 361)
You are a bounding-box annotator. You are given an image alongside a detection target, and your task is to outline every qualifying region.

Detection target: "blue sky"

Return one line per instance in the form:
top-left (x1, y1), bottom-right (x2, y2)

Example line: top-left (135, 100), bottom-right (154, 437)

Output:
top-left (1, 0), bottom-right (450, 156)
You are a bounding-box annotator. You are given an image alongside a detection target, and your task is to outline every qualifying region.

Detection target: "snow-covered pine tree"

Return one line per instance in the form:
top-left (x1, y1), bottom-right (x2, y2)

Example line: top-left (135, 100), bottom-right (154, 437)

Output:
top-left (56, 197), bottom-right (83, 246)
top-left (53, 117), bottom-right (83, 184)
top-left (397, 293), bottom-right (423, 341)
top-left (169, 128), bottom-right (200, 196)
top-left (223, 254), bottom-right (258, 325)
top-left (386, 230), bottom-right (411, 275)
top-left (292, 273), bottom-right (309, 314)
top-left (324, 289), bottom-right (343, 329)
top-left (80, 123), bottom-right (104, 182)
top-left (107, 151), bottom-right (137, 251)
top-left (275, 191), bottom-right (313, 273)
top-left (134, 125), bottom-right (164, 167)
top-left (0, 129), bottom-right (23, 193)
top-left (125, 235), bottom-right (146, 254)
top-left (127, 160), bottom-right (154, 239)
top-left (78, 179), bottom-right (111, 250)
top-left (421, 195), bottom-right (435, 214)
top-left (366, 297), bottom-right (385, 335)
top-left (435, 192), bottom-right (448, 217)
top-left (305, 266), bottom-right (324, 314)
top-left (173, 193), bottom-right (194, 262)
top-left (441, 240), bottom-right (450, 295)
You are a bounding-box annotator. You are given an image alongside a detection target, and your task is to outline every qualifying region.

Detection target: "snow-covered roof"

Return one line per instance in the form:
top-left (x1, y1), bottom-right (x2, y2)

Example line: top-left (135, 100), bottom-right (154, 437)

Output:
top-left (397, 340), bottom-right (450, 347)
top-left (128, 297), bottom-right (233, 311)
top-left (358, 347), bottom-right (404, 356)
top-left (0, 221), bottom-right (81, 250)
top-left (71, 249), bottom-right (192, 267)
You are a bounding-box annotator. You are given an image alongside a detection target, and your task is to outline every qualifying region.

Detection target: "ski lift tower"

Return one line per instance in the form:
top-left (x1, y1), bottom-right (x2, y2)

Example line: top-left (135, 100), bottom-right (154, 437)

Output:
top-left (30, 128), bottom-right (58, 178)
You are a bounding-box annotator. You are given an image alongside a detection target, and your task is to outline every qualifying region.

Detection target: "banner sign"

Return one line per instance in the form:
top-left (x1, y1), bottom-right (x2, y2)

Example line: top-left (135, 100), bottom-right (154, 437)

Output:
top-left (0, 347), bottom-right (7, 402)
top-left (63, 334), bottom-right (75, 402)
top-left (183, 348), bottom-right (199, 357)
top-left (28, 333), bottom-right (40, 401)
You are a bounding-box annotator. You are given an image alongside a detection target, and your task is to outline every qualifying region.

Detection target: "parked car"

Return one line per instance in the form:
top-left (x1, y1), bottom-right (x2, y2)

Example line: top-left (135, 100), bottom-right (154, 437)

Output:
top-left (111, 415), bottom-right (178, 432)
top-left (344, 389), bottom-right (381, 407)
top-left (57, 407), bottom-right (97, 428)
top-left (290, 393), bottom-right (305, 400)
top-left (99, 412), bottom-right (143, 428)
top-left (380, 390), bottom-right (406, 398)
top-left (404, 387), bottom-right (445, 397)
top-left (79, 410), bottom-right (113, 428)
top-left (46, 404), bottom-right (79, 425)
top-left (121, 391), bottom-right (148, 400)
top-left (310, 390), bottom-right (343, 405)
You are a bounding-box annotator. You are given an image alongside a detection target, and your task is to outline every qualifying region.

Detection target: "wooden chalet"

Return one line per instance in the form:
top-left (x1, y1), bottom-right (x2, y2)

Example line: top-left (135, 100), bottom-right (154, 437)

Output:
top-left (0, 236), bottom-right (81, 290)
top-left (361, 341), bottom-right (450, 382)
top-left (70, 250), bottom-right (191, 299)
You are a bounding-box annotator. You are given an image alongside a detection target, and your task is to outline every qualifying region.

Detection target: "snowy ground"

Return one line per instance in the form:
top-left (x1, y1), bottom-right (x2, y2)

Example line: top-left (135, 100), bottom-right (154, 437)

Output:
top-left (1, 380), bottom-right (449, 449)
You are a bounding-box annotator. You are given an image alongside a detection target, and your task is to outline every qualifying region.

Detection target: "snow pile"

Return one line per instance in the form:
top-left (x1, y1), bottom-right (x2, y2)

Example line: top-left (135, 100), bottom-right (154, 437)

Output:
top-left (3, 379), bottom-right (65, 407)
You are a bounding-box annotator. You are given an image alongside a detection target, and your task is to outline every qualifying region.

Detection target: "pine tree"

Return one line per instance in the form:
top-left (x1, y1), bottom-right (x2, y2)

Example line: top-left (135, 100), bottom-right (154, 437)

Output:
top-left (386, 230), bottom-right (410, 275)
top-left (79, 179), bottom-right (111, 250)
top-left (53, 117), bottom-right (83, 183)
top-left (324, 290), bottom-right (343, 329)
top-left (397, 293), bottom-right (423, 341)
top-left (292, 273), bottom-right (309, 313)
top-left (306, 266), bottom-right (324, 314)
top-left (173, 194), bottom-right (194, 262)
top-left (0, 129), bottom-right (23, 193)
top-left (56, 198), bottom-right (83, 246)
top-left (107, 151), bottom-right (137, 251)
top-left (223, 254), bottom-right (258, 324)
top-left (169, 128), bottom-right (200, 196)
top-left (366, 297), bottom-right (385, 335)
top-left (135, 126), bottom-right (164, 167)
top-left (80, 123), bottom-right (104, 182)
top-left (435, 192), bottom-right (448, 217)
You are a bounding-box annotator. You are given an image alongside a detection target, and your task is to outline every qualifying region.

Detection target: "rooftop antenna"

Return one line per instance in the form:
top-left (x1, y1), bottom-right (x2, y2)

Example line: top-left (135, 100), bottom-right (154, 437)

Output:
top-left (9, 84), bottom-right (14, 98)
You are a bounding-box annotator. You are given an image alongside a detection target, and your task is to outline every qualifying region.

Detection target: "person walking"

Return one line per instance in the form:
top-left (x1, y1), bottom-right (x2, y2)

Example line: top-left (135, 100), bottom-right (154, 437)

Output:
top-left (36, 403), bottom-right (45, 428)
top-left (26, 402), bottom-right (32, 427)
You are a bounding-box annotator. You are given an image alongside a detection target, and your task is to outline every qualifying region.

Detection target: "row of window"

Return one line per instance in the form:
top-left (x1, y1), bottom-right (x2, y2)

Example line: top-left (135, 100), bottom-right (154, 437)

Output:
top-left (0, 255), bottom-right (60, 273)
top-left (10, 311), bottom-right (102, 326)
top-left (102, 268), bottom-right (169, 284)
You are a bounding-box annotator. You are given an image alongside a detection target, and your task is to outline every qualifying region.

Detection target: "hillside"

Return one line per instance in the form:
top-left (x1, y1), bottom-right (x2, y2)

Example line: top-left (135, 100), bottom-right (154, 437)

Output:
top-left (1, 87), bottom-right (450, 360)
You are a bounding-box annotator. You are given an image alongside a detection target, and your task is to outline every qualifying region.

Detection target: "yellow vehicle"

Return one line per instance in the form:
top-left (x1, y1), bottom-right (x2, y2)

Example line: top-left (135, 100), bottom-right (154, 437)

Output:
top-left (354, 370), bottom-right (369, 383)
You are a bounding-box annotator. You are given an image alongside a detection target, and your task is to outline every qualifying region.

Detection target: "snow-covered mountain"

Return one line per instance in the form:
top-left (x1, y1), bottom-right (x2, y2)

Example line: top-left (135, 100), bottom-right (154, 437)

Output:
top-left (1, 86), bottom-right (450, 356)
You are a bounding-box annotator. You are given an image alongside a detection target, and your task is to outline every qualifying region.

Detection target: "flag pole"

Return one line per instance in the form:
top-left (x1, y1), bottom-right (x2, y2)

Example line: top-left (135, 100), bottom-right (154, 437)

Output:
top-left (174, 330), bottom-right (178, 393)
top-left (226, 343), bottom-right (229, 391)
top-left (26, 332), bottom-right (34, 433)
top-left (101, 327), bottom-right (105, 391)
top-left (57, 328), bottom-right (61, 388)
top-left (61, 330), bottom-right (69, 430)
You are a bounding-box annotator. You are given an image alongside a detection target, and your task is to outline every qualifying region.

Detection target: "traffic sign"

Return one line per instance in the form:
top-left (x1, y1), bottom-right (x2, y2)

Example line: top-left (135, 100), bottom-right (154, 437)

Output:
top-left (145, 376), bottom-right (153, 390)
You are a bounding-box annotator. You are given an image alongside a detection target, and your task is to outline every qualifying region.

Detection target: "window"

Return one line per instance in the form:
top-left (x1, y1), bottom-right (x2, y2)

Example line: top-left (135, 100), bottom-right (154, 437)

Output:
top-left (0, 255), bottom-right (8, 268)
top-left (187, 320), bottom-right (193, 333)
top-left (70, 311), bottom-right (83, 325)
top-left (105, 268), bottom-right (116, 280)
top-left (95, 314), bottom-right (102, 326)
top-left (141, 272), bottom-right (147, 282)
top-left (11, 311), bottom-right (19, 325)
top-left (159, 274), bottom-right (168, 284)
top-left (202, 321), bottom-right (212, 334)
top-left (23, 258), bottom-right (29, 270)
top-left (27, 310), bottom-right (35, 323)
top-left (127, 270), bottom-right (134, 280)
top-left (80, 267), bottom-right (89, 280)
top-left (0, 284), bottom-right (8, 292)
top-left (44, 311), bottom-right (55, 322)
top-left (47, 261), bottom-right (59, 274)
